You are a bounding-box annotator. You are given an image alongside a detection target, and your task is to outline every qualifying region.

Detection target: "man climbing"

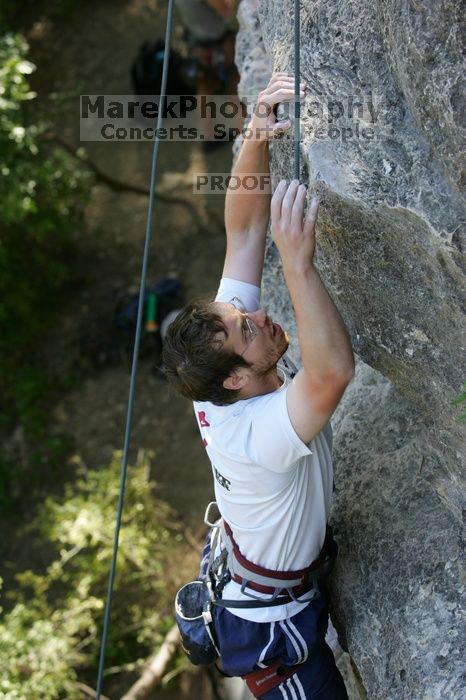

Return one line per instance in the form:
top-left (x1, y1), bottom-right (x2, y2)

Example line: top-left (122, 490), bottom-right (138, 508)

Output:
top-left (163, 73), bottom-right (353, 699)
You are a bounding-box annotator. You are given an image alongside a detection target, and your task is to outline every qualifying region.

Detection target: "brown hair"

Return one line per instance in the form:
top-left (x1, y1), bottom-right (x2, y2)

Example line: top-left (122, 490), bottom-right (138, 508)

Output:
top-left (162, 300), bottom-right (250, 405)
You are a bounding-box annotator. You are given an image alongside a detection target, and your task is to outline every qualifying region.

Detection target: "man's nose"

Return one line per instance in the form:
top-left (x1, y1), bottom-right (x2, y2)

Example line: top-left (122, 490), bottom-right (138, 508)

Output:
top-left (249, 309), bottom-right (267, 327)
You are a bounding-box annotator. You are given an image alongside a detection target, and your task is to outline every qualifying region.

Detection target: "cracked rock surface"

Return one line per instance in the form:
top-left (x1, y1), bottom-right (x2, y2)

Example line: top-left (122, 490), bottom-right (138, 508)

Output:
top-left (235, 1), bottom-right (465, 698)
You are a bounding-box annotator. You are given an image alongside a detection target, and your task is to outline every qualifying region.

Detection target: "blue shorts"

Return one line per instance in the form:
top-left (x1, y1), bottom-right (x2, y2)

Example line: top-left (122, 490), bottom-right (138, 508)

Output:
top-left (213, 600), bottom-right (348, 699)
top-left (201, 532), bottom-right (348, 699)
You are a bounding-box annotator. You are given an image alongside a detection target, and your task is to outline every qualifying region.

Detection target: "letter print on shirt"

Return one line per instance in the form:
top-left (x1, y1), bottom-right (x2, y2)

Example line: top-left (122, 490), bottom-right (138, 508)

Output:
top-left (197, 411), bottom-right (210, 448)
top-left (198, 411), bottom-right (210, 427)
top-left (214, 467), bottom-right (231, 491)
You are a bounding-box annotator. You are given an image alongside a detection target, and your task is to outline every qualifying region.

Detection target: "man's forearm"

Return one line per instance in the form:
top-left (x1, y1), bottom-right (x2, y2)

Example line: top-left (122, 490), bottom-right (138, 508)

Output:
top-left (285, 263), bottom-right (354, 382)
top-left (221, 75), bottom-right (298, 285)
top-left (224, 137), bottom-right (271, 237)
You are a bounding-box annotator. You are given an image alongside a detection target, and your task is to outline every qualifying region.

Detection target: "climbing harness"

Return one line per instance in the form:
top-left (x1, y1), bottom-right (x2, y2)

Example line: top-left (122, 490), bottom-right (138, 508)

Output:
top-left (203, 502), bottom-right (337, 607)
top-left (221, 519), bottom-right (336, 601)
top-left (174, 502), bottom-right (337, 672)
top-left (97, 0), bottom-right (305, 695)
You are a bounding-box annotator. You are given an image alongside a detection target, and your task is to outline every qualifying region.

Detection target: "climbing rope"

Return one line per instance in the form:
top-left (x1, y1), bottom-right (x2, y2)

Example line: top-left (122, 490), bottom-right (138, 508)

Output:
top-left (95, 1), bottom-right (302, 696)
top-left (94, 1), bottom-right (176, 697)
top-left (294, 0), bottom-right (301, 179)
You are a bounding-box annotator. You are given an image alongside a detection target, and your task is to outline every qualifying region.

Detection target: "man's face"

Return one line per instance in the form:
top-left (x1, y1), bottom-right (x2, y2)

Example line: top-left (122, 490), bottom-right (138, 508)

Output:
top-left (215, 301), bottom-right (289, 377)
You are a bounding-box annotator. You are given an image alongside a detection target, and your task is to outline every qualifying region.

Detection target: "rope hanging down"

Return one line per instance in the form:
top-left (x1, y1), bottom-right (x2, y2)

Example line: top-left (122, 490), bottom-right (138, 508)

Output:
top-left (294, 0), bottom-right (300, 179)
top-left (94, 1), bottom-right (176, 697)
top-left (95, 1), bottom-right (302, 696)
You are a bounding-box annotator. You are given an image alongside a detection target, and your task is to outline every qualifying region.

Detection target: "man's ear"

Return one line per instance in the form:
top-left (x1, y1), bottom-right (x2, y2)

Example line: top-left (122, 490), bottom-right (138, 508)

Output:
top-left (223, 369), bottom-right (249, 392)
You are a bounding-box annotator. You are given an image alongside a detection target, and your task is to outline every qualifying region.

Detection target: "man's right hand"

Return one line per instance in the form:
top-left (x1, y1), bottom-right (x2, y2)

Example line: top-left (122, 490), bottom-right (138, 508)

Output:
top-left (271, 181), bottom-right (354, 445)
top-left (249, 73), bottom-right (305, 141)
top-left (271, 180), bottom-right (320, 272)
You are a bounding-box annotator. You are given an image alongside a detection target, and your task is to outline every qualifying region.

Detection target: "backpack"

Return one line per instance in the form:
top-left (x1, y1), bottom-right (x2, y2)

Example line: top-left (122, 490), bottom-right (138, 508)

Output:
top-left (131, 39), bottom-right (195, 96)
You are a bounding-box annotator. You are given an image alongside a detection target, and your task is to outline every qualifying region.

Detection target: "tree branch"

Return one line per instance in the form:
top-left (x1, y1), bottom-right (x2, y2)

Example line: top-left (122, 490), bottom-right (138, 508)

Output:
top-left (120, 624), bottom-right (181, 700)
top-left (76, 682), bottom-right (112, 700)
top-left (184, 525), bottom-right (206, 554)
top-left (42, 132), bottom-right (202, 219)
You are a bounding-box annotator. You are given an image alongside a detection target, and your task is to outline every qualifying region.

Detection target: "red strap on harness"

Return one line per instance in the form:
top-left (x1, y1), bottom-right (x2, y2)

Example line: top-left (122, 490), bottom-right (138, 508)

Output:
top-left (243, 659), bottom-right (298, 697)
top-left (223, 521), bottom-right (333, 595)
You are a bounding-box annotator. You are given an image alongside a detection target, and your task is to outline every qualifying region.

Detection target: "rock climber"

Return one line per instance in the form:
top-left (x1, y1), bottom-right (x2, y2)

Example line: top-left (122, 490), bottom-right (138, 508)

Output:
top-left (163, 72), bottom-right (354, 699)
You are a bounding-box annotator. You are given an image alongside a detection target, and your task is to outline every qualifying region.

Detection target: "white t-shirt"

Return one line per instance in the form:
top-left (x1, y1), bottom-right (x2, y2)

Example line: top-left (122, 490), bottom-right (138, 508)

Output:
top-left (193, 278), bottom-right (334, 621)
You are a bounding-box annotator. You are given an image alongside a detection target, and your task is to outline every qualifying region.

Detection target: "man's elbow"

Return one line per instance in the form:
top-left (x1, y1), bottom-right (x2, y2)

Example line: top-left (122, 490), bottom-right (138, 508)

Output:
top-left (300, 354), bottom-right (355, 397)
top-left (322, 354), bottom-right (355, 388)
top-left (319, 361), bottom-right (355, 406)
top-left (337, 356), bottom-right (355, 387)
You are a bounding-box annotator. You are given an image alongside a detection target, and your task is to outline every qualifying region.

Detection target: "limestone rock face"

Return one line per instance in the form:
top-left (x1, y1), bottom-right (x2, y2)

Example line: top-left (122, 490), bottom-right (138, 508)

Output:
top-left (235, 1), bottom-right (465, 698)
top-left (330, 362), bottom-right (464, 699)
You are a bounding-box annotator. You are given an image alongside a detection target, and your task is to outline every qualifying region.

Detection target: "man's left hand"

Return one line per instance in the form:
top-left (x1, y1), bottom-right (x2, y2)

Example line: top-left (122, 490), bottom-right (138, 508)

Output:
top-left (249, 73), bottom-right (305, 141)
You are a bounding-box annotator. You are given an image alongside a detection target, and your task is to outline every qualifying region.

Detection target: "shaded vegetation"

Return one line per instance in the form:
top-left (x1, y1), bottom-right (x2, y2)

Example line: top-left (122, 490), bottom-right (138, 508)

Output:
top-left (0, 10), bottom-right (196, 699)
top-left (0, 33), bottom-right (87, 505)
top-left (0, 0), bottom-right (82, 29)
top-left (0, 452), bottom-right (187, 699)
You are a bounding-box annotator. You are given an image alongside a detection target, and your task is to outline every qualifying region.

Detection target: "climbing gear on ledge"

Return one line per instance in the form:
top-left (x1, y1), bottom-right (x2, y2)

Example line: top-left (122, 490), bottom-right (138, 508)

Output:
top-left (131, 38), bottom-right (196, 97)
top-left (115, 277), bottom-right (182, 336)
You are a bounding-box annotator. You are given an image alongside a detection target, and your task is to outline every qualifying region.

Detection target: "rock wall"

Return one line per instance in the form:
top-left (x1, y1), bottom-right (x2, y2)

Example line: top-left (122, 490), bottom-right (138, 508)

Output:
top-left (235, 1), bottom-right (465, 698)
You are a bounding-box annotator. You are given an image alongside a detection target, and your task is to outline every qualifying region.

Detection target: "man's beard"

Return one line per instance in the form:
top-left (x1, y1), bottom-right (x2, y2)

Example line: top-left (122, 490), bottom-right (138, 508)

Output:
top-left (251, 332), bottom-right (290, 379)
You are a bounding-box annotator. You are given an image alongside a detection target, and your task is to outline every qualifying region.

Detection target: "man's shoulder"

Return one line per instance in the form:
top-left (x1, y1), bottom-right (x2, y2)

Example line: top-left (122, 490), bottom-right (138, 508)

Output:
top-left (193, 398), bottom-right (241, 427)
top-left (193, 393), bottom-right (276, 432)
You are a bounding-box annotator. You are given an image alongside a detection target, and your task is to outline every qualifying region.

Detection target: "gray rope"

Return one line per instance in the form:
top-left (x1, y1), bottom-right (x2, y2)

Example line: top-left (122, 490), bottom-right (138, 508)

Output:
top-left (94, 1), bottom-right (303, 695)
top-left (294, 0), bottom-right (300, 180)
top-left (94, 1), bottom-right (175, 697)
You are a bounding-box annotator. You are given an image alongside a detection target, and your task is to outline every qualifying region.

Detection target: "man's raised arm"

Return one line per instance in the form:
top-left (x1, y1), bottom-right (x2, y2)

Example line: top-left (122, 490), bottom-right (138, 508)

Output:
top-left (271, 181), bottom-right (355, 444)
top-left (222, 74), bottom-right (304, 286)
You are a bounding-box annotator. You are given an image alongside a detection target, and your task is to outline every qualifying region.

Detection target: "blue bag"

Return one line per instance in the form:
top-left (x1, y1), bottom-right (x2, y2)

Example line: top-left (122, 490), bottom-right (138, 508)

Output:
top-left (175, 580), bottom-right (218, 666)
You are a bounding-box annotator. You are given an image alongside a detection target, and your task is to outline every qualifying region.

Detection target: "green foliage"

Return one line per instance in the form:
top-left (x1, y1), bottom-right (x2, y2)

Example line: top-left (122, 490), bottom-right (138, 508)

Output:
top-left (0, 33), bottom-right (87, 499)
top-left (0, 452), bottom-right (184, 699)
top-left (0, 34), bottom-right (85, 365)
top-left (0, 595), bottom-right (93, 700)
top-left (452, 382), bottom-right (466, 422)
